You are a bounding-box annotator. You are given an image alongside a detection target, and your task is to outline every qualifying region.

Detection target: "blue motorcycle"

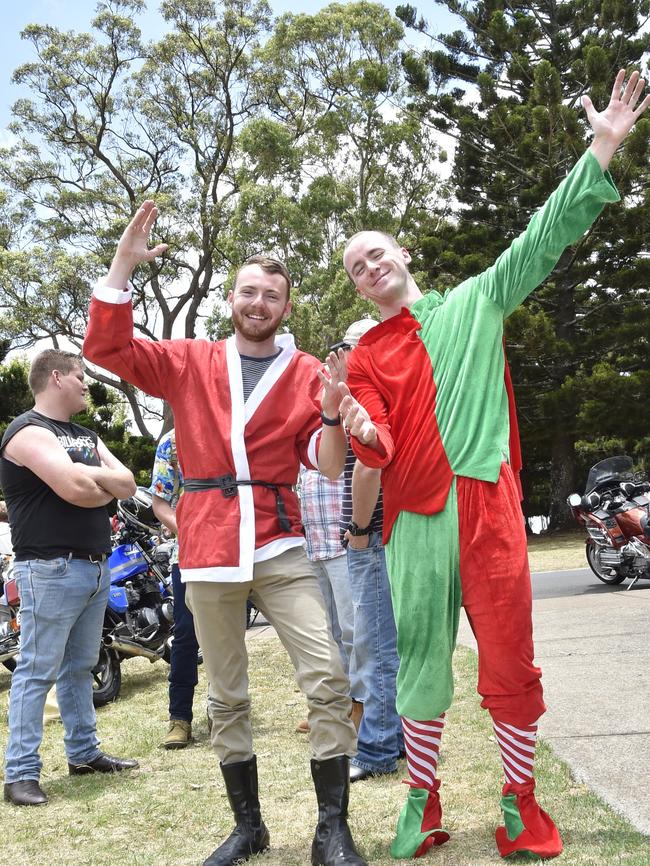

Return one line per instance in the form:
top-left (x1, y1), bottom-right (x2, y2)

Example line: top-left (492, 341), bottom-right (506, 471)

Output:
top-left (92, 488), bottom-right (175, 707)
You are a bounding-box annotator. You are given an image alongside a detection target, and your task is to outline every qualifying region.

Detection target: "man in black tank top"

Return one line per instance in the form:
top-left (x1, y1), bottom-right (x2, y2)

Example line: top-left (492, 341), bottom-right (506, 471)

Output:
top-left (0, 349), bottom-right (138, 807)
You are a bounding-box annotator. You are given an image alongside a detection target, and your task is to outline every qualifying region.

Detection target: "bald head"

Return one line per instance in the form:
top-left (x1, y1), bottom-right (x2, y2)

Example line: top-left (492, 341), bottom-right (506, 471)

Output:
top-left (343, 230), bottom-right (401, 279)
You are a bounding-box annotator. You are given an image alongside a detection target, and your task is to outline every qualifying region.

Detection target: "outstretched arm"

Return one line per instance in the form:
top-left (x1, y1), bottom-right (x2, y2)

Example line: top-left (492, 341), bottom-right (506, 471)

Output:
top-left (586, 69), bottom-right (650, 170)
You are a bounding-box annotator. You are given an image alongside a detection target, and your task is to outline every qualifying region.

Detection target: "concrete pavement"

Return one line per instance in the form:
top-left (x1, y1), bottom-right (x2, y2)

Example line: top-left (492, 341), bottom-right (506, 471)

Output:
top-left (457, 576), bottom-right (650, 835)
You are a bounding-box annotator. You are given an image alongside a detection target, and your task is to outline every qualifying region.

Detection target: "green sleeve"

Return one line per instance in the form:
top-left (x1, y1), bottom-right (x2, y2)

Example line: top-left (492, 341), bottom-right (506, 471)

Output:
top-left (474, 150), bottom-right (619, 317)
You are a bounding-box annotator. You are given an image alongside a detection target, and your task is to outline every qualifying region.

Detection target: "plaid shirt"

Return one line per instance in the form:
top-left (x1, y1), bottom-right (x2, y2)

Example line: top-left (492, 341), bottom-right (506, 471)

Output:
top-left (299, 466), bottom-right (345, 562)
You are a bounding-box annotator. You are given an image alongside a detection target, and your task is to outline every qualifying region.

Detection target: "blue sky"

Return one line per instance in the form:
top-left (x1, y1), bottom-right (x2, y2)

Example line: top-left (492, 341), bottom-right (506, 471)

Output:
top-left (0, 1), bottom-right (460, 133)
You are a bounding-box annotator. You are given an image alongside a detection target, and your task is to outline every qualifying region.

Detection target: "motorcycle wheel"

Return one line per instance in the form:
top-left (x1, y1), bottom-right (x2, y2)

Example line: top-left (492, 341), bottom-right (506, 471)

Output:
top-left (585, 542), bottom-right (627, 585)
top-left (92, 645), bottom-right (122, 707)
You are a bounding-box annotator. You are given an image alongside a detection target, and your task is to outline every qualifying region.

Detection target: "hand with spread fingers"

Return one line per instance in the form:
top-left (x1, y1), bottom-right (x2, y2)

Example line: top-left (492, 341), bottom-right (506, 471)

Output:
top-left (106, 200), bottom-right (169, 290)
top-left (318, 349), bottom-right (348, 421)
top-left (585, 69), bottom-right (650, 169)
top-left (338, 383), bottom-right (377, 446)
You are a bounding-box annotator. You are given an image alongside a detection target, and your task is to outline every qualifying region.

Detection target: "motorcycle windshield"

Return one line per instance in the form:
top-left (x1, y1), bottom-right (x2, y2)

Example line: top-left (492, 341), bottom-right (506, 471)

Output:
top-left (585, 456), bottom-right (634, 493)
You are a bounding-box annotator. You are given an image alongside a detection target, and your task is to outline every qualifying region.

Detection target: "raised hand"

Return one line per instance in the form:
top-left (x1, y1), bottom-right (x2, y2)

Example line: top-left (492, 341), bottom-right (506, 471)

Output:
top-left (116, 201), bottom-right (169, 267)
top-left (584, 69), bottom-right (650, 169)
top-left (318, 349), bottom-right (348, 420)
top-left (338, 382), bottom-right (377, 446)
top-left (106, 201), bottom-right (169, 289)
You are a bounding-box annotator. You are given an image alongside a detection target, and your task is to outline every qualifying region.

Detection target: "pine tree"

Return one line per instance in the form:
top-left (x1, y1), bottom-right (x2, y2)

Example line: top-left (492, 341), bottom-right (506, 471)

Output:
top-left (397, 0), bottom-right (650, 527)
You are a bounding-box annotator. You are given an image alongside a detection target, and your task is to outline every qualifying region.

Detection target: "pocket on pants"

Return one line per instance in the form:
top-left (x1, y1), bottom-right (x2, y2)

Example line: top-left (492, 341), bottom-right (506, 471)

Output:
top-left (29, 557), bottom-right (70, 578)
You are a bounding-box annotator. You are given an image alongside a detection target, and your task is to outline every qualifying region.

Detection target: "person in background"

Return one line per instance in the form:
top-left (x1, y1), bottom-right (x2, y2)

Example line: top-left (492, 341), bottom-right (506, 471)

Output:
top-left (1, 349), bottom-right (138, 807)
top-left (298, 465), bottom-right (363, 734)
top-left (334, 320), bottom-right (403, 783)
top-left (150, 426), bottom-right (201, 750)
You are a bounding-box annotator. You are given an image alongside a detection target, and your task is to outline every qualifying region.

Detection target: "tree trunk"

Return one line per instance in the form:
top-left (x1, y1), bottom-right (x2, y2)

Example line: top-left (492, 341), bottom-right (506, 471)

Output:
top-left (547, 428), bottom-right (576, 530)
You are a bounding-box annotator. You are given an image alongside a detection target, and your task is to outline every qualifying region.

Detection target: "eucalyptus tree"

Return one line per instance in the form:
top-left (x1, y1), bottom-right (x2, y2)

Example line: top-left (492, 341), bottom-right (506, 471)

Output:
top-left (0, 0), bottom-right (274, 433)
top-left (215, 1), bottom-right (450, 357)
top-left (0, 0), bottom-right (449, 427)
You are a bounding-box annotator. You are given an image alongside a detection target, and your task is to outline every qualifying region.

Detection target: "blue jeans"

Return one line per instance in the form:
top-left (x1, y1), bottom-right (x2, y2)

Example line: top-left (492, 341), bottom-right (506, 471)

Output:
top-left (347, 532), bottom-right (403, 773)
top-left (311, 554), bottom-right (360, 700)
top-left (169, 564), bottom-right (199, 722)
top-left (4, 556), bottom-right (110, 783)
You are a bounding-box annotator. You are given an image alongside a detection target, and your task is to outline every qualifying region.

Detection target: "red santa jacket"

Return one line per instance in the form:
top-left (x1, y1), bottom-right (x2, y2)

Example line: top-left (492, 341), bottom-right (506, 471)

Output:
top-left (84, 286), bottom-right (323, 582)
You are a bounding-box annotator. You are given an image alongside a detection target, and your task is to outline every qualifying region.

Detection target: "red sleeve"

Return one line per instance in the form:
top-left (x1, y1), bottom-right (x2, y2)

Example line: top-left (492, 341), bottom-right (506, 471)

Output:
top-left (346, 348), bottom-right (394, 468)
top-left (83, 296), bottom-right (187, 399)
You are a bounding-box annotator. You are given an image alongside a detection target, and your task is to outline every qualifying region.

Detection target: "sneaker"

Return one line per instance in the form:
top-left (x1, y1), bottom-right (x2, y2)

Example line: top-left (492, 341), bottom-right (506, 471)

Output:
top-left (163, 719), bottom-right (192, 750)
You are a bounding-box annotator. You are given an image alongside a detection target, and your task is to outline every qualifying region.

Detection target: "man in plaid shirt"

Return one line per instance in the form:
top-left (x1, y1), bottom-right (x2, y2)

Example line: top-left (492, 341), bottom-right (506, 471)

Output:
top-left (299, 466), bottom-right (362, 732)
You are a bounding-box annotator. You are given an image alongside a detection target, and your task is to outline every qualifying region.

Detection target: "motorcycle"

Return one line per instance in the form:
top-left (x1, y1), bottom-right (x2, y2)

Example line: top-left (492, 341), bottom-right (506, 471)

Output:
top-left (567, 455), bottom-right (650, 589)
top-left (0, 553), bottom-right (19, 673)
top-left (92, 487), bottom-right (175, 707)
top-left (0, 493), bottom-right (174, 694)
top-left (1, 486), bottom-right (259, 698)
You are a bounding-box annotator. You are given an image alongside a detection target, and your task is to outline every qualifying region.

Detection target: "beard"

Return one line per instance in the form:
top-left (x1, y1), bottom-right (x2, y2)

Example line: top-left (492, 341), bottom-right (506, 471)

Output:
top-left (231, 307), bottom-right (284, 343)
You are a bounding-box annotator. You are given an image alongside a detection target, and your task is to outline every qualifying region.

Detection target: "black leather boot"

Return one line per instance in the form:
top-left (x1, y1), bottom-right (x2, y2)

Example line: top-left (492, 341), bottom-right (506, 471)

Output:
top-left (311, 756), bottom-right (368, 866)
top-left (203, 756), bottom-right (270, 866)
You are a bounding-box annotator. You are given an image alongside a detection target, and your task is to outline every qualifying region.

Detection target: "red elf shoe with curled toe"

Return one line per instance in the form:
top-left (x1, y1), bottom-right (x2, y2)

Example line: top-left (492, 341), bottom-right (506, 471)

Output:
top-left (495, 779), bottom-right (563, 859)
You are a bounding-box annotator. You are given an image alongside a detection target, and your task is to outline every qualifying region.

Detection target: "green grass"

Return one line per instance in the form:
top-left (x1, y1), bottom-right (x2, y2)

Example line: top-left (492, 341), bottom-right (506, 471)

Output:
top-left (1, 631), bottom-right (647, 865)
top-left (527, 530), bottom-right (586, 573)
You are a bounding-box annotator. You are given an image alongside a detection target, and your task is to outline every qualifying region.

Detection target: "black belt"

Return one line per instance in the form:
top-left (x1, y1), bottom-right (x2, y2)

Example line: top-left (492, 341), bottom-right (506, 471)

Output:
top-left (70, 552), bottom-right (110, 563)
top-left (184, 474), bottom-right (293, 532)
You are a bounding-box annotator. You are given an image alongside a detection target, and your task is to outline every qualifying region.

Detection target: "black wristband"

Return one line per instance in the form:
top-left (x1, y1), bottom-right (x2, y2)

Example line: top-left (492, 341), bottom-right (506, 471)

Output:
top-left (320, 411), bottom-right (341, 426)
top-left (347, 521), bottom-right (372, 536)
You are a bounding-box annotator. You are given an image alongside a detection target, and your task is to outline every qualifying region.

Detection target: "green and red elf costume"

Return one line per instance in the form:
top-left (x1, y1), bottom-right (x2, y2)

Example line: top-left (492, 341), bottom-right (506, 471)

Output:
top-left (346, 150), bottom-right (619, 859)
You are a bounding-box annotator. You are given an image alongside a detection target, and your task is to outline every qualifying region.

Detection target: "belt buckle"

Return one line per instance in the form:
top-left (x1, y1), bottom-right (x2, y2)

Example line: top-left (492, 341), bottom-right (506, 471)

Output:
top-left (219, 474), bottom-right (238, 498)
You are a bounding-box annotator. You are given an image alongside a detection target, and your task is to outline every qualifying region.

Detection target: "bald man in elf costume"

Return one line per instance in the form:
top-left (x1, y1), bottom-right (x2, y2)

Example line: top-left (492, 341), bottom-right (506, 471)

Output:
top-left (331, 70), bottom-right (650, 860)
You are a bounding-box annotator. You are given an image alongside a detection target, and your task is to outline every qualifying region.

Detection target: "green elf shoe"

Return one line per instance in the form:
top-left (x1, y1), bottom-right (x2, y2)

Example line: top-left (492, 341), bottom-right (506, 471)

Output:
top-left (390, 779), bottom-right (450, 859)
top-left (495, 780), bottom-right (563, 859)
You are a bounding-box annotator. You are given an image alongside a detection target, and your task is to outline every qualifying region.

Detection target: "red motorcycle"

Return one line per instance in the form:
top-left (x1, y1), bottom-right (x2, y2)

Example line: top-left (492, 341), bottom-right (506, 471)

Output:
top-left (567, 456), bottom-right (650, 589)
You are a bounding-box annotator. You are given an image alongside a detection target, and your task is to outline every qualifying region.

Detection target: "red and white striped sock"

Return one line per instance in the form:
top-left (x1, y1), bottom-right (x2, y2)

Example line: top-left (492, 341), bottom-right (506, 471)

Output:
top-left (401, 714), bottom-right (446, 789)
top-left (492, 718), bottom-right (538, 784)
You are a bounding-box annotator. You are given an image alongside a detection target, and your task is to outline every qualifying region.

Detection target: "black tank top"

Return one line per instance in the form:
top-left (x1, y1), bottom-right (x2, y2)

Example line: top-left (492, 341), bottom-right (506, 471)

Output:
top-left (0, 410), bottom-right (111, 560)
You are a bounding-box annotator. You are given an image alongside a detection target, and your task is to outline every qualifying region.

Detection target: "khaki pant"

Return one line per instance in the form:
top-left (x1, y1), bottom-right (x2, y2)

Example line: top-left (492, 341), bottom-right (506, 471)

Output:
top-left (186, 546), bottom-right (357, 764)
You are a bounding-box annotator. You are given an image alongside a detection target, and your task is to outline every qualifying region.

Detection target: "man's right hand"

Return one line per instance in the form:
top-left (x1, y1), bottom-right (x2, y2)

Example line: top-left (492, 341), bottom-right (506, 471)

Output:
top-left (337, 383), bottom-right (378, 447)
top-left (344, 530), bottom-right (370, 550)
top-left (105, 201), bottom-right (169, 290)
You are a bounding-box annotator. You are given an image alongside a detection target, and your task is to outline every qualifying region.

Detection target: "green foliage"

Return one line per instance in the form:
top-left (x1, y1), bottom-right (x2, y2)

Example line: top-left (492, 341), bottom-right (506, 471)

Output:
top-left (0, 358), bottom-right (156, 487)
top-left (400, 0), bottom-right (650, 527)
top-left (3, 0), bottom-right (649, 522)
top-left (0, 358), bottom-right (33, 439)
top-left (0, 0), bottom-right (447, 437)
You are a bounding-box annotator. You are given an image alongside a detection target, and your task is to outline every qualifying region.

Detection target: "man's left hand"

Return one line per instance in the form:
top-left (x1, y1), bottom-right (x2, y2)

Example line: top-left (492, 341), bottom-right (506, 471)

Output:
top-left (585, 69), bottom-right (650, 169)
top-left (338, 383), bottom-right (377, 446)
